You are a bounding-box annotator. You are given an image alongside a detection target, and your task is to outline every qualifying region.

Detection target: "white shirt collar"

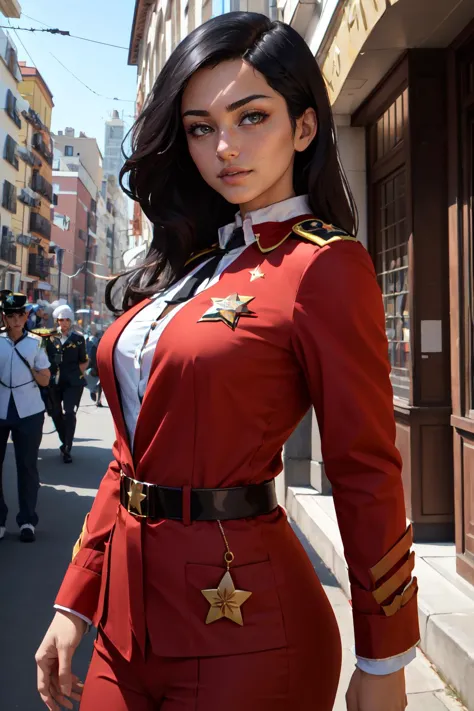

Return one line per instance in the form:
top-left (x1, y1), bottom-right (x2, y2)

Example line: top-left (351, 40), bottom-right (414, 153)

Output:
top-left (218, 195), bottom-right (311, 250)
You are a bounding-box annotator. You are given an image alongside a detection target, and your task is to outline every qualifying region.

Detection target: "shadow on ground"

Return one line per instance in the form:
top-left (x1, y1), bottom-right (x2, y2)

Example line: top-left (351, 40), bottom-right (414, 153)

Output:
top-left (0, 437), bottom-right (110, 710)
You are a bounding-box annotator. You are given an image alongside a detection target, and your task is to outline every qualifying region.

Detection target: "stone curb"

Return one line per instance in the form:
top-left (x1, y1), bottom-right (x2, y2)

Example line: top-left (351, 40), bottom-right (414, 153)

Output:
top-left (286, 486), bottom-right (474, 711)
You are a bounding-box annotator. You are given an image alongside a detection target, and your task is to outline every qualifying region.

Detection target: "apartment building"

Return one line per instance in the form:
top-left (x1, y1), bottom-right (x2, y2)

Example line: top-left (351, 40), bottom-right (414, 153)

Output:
top-left (16, 62), bottom-right (54, 299)
top-left (0, 28), bottom-right (23, 292)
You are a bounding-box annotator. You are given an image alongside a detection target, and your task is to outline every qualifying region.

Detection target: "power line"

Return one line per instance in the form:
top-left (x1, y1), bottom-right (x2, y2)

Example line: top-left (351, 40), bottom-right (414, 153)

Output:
top-left (0, 25), bottom-right (129, 50)
top-left (7, 18), bottom-right (36, 67)
top-left (20, 13), bottom-right (50, 28)
top-left (49, 52), bottom-right (135, 103)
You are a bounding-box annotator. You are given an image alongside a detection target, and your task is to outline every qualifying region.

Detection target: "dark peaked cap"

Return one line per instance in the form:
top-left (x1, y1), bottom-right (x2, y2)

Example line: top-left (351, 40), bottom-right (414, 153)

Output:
top-left (0, 290), bottom-right (27, 313)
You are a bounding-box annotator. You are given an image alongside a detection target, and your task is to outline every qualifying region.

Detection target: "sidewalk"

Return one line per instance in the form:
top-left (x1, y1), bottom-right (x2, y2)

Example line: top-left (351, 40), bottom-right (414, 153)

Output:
top-left (289, 487), bottom-right (474, 711)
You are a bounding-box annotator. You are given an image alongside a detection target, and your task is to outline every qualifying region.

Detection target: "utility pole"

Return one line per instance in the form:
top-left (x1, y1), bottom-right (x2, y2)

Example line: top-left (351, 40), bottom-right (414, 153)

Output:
top-left (83, 227), bottom-right (90, 309)
top-left (56, 247), bottom-right (64, 298)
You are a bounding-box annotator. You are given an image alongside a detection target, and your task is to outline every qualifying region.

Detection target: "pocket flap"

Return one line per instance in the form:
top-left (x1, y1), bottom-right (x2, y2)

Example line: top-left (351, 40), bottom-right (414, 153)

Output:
top-left (185, 561), bottom-right (287, 657)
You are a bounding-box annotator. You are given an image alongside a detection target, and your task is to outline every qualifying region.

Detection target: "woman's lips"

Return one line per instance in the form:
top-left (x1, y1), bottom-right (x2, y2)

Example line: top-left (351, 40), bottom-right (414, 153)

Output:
top-left (218, 169), bottom-right (253, 185)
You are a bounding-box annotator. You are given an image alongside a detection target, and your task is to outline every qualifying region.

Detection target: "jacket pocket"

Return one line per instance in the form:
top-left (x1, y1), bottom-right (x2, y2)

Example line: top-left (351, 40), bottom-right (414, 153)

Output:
top-left (185, 560), bottom-right (287, 658)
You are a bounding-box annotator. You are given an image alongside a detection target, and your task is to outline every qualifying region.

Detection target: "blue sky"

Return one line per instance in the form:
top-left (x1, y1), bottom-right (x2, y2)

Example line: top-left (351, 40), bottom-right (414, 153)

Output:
top-left (8, 0), bottom-right (138, 155)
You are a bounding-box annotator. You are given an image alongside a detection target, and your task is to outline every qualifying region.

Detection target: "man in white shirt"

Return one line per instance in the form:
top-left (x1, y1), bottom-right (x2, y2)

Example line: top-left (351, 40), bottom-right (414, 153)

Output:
top-left (0, 291), bottom-right (50, 543)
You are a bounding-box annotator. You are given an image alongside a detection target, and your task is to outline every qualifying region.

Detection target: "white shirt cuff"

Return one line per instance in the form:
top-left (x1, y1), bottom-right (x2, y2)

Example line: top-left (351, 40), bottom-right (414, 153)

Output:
top-left (54, 605), bottom-right (93, 628)
top-left (356, 645), bottom-right (417, 675)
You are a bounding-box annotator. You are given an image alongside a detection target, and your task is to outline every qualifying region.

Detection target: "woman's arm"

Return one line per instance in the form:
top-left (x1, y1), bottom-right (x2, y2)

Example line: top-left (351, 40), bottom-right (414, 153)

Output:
top-left (32, 343), bottom-right (51, 387)
top-left (78, 336), bottom-right (89, 375)
top-left (32, 368), bottom-right (51, 388)
top-left (291, 240), bottom-right (419, 664)
top-left (54, 440), bottom-right (122, 622)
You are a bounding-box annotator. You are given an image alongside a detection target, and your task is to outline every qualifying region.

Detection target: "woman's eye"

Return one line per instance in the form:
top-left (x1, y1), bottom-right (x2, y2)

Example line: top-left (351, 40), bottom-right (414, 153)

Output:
top-left (240, 111), bottom-right (268, 126)
top-left (187, 124), bottom-right (213, 137)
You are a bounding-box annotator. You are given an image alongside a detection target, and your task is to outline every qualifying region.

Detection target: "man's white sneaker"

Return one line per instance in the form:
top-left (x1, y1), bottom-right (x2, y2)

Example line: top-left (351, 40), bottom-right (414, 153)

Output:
top-left (19, 523), bottom-right (35, 543)
top-left (0, 526), bottom-right (5, 540)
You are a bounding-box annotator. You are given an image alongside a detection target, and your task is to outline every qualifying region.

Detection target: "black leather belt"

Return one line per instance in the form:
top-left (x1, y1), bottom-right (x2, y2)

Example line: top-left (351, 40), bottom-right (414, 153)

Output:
top-left (119, 472), bottom-right (278, 521)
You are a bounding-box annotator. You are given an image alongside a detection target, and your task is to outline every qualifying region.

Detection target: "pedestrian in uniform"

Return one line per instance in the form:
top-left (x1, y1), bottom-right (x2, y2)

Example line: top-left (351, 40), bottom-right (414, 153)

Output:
top-left (47, 305), bottom-right (88, 464)
top-left (87, 329), bottom-right (103, 407)
top-left (0, 291), bottom-right (50, 543)
top-left (36, 14), bottom-right (419, 711)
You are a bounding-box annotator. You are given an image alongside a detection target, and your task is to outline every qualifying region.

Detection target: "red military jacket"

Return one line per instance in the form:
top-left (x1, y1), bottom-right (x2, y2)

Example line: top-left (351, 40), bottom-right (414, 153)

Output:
top-left (56, 215), bottom-right (419, 662)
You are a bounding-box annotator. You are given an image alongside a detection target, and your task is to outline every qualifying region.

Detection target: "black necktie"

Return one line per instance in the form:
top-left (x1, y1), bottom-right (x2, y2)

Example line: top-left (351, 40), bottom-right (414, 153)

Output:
top-left (166, 227), bottom-right (246, 306)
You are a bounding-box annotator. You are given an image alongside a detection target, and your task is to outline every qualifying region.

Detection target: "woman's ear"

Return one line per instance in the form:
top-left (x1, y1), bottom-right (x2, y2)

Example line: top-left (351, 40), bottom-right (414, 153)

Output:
top-left (294, 108), bottom-right (318, 153)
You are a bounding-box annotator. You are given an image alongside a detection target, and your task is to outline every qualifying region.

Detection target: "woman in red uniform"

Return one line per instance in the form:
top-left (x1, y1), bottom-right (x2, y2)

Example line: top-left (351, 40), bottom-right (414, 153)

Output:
top-left (36, 12), bottom-right (419, 711)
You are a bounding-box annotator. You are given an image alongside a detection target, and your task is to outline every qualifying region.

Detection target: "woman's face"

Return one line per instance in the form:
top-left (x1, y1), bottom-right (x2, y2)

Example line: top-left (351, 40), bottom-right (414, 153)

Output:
top-left (181, 59), bottom-right (317, 216)
top-left (57, 318), bottom-right (71, 334)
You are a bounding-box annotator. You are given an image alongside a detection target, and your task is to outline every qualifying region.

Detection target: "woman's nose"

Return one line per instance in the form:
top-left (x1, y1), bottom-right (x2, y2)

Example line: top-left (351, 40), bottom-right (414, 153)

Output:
top-left (216, 132), bottom-right (239, 161)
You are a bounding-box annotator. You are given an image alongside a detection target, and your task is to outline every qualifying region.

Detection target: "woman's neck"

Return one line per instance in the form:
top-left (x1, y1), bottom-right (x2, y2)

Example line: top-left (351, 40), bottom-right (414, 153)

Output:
top-left (239, 187), bottom-right (296, 219)
top-left (8, 328), bottom-right (24, 343)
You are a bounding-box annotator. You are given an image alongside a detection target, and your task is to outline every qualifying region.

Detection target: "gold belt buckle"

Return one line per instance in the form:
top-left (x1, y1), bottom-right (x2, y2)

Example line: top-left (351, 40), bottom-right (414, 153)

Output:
top-left (122, 471), bottom-right (148, 518)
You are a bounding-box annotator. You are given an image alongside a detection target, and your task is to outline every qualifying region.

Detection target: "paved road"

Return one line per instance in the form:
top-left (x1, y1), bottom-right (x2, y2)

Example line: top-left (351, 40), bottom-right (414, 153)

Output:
top-left (0, 397), bottom-right (467, 710)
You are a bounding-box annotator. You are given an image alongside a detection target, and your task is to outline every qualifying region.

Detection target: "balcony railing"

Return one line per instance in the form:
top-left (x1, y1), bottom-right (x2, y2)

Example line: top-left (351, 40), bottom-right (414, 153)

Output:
top-left (17, 145), bottom-right (42, 168)
top-left (31, 172), bottom-right (53, 202)
top-left (29, 211), bottom-right (51, 239)
top-left (32, 133), bottom-right (53, 165)
top-left (21, 107), bottom-right (45, 132)
top-left (0, 228), bottom-right (17, 264)
top-left (18, 188), bottom-right (41, 209)
top-left (28, 254), bottom-right (52, 279)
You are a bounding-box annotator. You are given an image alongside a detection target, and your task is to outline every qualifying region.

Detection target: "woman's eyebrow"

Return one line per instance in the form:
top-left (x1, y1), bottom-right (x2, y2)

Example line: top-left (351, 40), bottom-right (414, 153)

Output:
top-left (182, 93), bottom-right (272, 118)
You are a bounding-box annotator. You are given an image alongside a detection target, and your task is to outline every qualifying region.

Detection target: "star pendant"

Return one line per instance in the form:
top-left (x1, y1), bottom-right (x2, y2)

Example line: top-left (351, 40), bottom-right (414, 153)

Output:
top-left (249, 266), bottom-right (265, 282)
top-left (201, 571), bottom-right (252, 626)
top-left (127, 480), bottom-right (147, 515)
top-left (198, 293), bottom-right (255, 330)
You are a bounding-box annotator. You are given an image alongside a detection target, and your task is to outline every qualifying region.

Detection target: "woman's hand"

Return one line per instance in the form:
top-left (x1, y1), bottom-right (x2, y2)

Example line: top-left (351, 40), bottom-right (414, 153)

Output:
top-left (346, 668), bottom-right (407, 711)
top-left (35, 610), bottom-right (86, 710)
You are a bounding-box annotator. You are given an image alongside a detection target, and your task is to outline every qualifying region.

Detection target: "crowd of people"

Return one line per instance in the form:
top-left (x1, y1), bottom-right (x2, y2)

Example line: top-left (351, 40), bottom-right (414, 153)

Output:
top-left (0, 290), bottom-right (106, 543)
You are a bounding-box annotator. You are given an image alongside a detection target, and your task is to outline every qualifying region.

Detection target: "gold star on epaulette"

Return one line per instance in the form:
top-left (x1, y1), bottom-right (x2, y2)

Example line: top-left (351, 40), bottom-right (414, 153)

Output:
top-left (292, 219), bottom-right (357, 248)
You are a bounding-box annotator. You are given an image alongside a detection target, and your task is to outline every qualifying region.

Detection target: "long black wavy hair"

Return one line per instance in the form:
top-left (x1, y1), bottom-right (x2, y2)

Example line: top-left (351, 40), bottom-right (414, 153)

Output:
top-left (106, 11), bottom-right (357, 312)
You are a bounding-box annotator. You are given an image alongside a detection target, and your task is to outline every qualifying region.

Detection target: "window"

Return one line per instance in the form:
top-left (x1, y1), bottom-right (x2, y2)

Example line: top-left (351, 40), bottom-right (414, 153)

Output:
top-left (375, 170), bottom-right (410, 398)
top-left (375, 89), bottom-right (408, 160)
top-left (64, 145), bottom-right (74, 157)
top-left (3, 135), bottom-right (18, 169)
top-left (5, 89), bottom-right (21, 128)
top-left (2, 181), bottom-right (17, 213)
top-left (368, 85), bottom-right (410, 399)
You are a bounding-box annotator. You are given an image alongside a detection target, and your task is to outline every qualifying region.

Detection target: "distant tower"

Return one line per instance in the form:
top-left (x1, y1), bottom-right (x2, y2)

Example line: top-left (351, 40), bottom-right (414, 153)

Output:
top-left (103, 109), bottom-right (125, 182)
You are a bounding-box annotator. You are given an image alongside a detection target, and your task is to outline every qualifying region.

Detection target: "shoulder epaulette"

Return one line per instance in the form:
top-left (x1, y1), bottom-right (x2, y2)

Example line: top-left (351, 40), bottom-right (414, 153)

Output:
top-left (292, 218), bottom-right (357, 248)
top-left (184, 243), bottom-right (220, 268)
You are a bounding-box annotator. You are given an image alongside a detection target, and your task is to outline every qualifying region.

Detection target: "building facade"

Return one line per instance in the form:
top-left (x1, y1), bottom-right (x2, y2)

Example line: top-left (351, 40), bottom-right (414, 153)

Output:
top-left (51, 137), bottom-right (101, 313)
top-left (103, 109), bottom-right (125, 184)
top-left (17, 62), bottom-right (54, 300)
top-left (288, 0), bottom-right (474, 576)
top-left (0, 29), bottom-right (23, 293)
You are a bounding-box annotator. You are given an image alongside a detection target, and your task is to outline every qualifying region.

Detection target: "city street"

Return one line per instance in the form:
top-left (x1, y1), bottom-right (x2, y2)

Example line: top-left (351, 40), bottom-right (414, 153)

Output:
top-left (0, 398), bottom-right (467, 711)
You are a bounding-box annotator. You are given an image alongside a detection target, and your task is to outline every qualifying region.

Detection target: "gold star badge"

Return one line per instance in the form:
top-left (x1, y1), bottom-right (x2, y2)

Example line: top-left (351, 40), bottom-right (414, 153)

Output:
top-left (249, 266), bottom-right (265, 282)
top-left (201, 571), bottom-right (252, 625)
top-left (127, 480), bottom-right (147, 516)
top-left (198, 293), bottom-right (255, 330)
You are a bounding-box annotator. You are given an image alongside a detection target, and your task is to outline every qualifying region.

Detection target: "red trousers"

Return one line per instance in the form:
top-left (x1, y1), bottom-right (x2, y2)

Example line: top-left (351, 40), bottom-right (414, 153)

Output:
top-left (81, 600), bottom-right (342, 711)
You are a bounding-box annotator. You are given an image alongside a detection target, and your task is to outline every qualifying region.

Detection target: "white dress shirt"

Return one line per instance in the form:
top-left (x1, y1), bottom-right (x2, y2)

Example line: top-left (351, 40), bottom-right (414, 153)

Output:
top-left (0, 331), bottom-right (50, 419)
top-left (58, 195), bottom-right (416, 673)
